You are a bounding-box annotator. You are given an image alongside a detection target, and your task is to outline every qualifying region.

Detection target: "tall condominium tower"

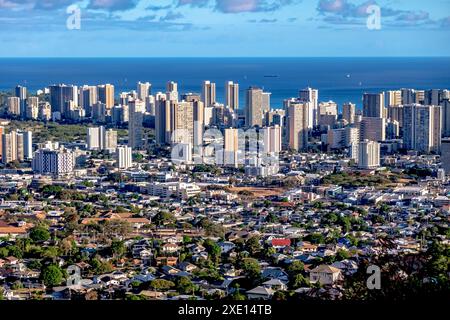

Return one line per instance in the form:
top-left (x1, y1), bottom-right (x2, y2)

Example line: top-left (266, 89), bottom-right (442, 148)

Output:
top-left (403, 104), bottom-right (442, 153)
top-left (357, 140), bottom-right (380, 169)
top-left (386, 90), bottom-right (402, 107)
top-left (245, 87), bottom-right (270, 127)
top-left (170, 101), bottom-right (194, 146)
top-left (79, 85), bottom-right (98, 117)
top-left (342, 102), bottom-right (356, 124)
top-left (116, 146), bottom-right (133, 169)
top-left (166, 81), bottom-right (178, 101)
top-left (15, 85), bottom-right (27, 117)
top-left (26, 97), bottom-right (39, 120)
top-left (137, 82), bottom-right (151, 101)
top-left (32, 147), bottom-right (75, 176)
top-left (87, 126), bottom-right (106, 150)
top-left (262, 125), bottom-right (282, 154)
top-left (401, 88), bottom-right (416, 105)
top-left (49, 84), bottom-right (78, 115)
top-left (222, 128), bottom-right (239, 166)
top-left (287, 102), bottom-right (309, 151)
top-left (97, 84), bottom-right (114, 109)
top-left (193, 100), bottom-right (204, 148)
top-left (202, 81), bottom-right (216, 108)
top-left (363, 92), bottom-right (385, 118)
top-left (441, 138), bottom-right (450, 174)
top-left (7, 97), bottom-right (20, 116)
top-left (225, 81), bottom-right (239, 110)
top-left (1, 130), bottom-right (32, 163)
top-left (443, 99), bottom-right (450, 137)
top-left (128, 99), bottom-right (146, 149)
top-left (424, 89), bottom-right (441, 106)
top-left (387, 105), bottom-right (404, 129)
top-left (359, 117), bottom-right (386, 142)
top-left (298, 87), bottom-right (318, 128)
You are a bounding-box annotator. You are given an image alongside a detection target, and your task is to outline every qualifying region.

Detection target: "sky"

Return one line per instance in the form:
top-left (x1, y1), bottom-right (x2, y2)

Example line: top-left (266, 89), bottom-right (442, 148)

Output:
top-left (0, 0), bottom-right (449, 57)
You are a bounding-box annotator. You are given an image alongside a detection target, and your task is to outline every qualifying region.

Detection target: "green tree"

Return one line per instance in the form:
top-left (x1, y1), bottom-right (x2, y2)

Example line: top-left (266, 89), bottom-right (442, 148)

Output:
top-left (245, 236), bottom-right (261, 256)
top-left (150, 279), bottom-right (175, 291)
top-left (287, 260), bottom-right (304, 274)
top-left (292, 274), bottom-right (310, 289)
top-left (41, 265), bottom-right (63, 287)
top-left (241, 258), bottom-right (261, 282)
top-left (6, 245), bottom-right (23, 259)
top-left (203, 239), bottom-right (221, 263)
top-left (110, 239), bottom-right (126, 258)
top-left (176, 276), bottom-right (195, 295)
top-left (30, 226), bottom-right (51, 242)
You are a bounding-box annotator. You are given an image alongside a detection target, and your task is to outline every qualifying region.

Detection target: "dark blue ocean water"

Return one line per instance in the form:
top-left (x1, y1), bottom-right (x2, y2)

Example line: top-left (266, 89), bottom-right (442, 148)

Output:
top-left (0, 57), bottom-right (449, 109)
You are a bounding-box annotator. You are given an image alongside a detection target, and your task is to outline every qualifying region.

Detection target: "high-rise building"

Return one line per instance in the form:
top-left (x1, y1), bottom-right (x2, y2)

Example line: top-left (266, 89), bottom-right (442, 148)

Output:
top-left (137, 82), bottom-right (151, 101)
top-left (222, 128), bottom-right (239, 166)
top-left (38, 102), bottom-right (52, 121)
top-left (357, 140), bottom-right (380, 169)
top-left (97, 84), bottom-right (114, 109)
top-left (26, 97), bottom-right (39, 120)
top-left (403, 104), bottom-right (441, 153)
top-left (128, 99), bottom-right (146, 149)
top-left (170, 101), bottom-right (194, 146)
top-left (145, 95), bottom-right (155, 115)
top-left (415, 90), bottom-right (425, 104)
top-left (193, 101), bottom-right (204, 148)
top-left (105, 129), bottom-right (118, 152)
top-left (155, 97), bottom-right (171, 145)
top-left (166, 81), bottom-right (178, 101)
top-left (7, 97), bottom-right (20, 116)
top-left (225, 81), bottom-right (239, 110)
top-left (401, 88), bottom-right (416, 105)
top-left (441, 138), bottom-right (450, 174)
top-left (79, 85), bottom-right (98, 117)
top-left (363, 93), bottom-right (385, 118)
top-left (386, 90), bottom-right (402, 107)
top-left (0, 126), bottom-right (3, 162)
top-left (23, 131), bottom-right (33, 160)
top-left (318, 101), bottom-right (338, 127)
top-left (245, 87), bottom-right (270, 127)
top-left (288, 102), bottom-right (308, 151)
top-left (202, 81), bottom-right (216, 107)
top-left (443, 99), bottom-right (450, 137)
top-left (1, 130), bottom-right (31, 163)
top-left (32, 147), bottom-right (75, 175)
top-left (266, 109), bottom-right (285, 127)
top-left (116, 146), bottom-right (133, 169)
top-left (49, 84), bottom-right (78, 115)
top-left (327, 127), bottom-right (359, 149)
top-left (15, 85), bottom-right (27, 117)
top-left (424, 89), bottom-right (441, 106)
top-left (262, 125), bottom-right (282, 154)
top-left (299, 87), bottom-right (318, 128)
top-left (387, 105), bottom-right (404, 128)
top-left (359, 117), bottom-right (386, 142)
top-left (87, 126), bottom-right (105, 150)
top-left (386, 120), bottom-right (400, 139)
top-left (342, 102), bottom-right (356, 125)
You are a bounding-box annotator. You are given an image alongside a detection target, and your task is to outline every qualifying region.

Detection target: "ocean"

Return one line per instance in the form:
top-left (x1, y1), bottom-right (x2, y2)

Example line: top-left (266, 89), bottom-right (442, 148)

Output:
top-left (0, 57), bottom-right (449, 110)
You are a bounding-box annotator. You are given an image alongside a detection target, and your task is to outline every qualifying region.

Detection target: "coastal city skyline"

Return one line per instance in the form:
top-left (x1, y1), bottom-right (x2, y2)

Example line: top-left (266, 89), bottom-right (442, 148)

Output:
top-left (0, 0), bottom-right (448, 311)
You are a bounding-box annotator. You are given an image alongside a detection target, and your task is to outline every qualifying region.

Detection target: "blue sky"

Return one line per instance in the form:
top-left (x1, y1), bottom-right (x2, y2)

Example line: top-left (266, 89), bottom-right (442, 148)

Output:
top-left (0, 0), bottom-right (449, 57)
